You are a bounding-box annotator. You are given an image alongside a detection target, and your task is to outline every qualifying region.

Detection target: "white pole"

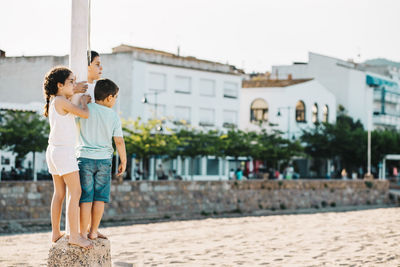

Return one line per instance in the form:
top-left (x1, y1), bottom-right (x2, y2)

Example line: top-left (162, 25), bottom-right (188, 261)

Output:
top-left (70, 0), bottom-right (89, 105)
top-left (68, 0), bottom-right (89, 234)
top-left (287, 107), bottom-right (291, 140)
top-left (367, 88), bottom-right (372, 177)
top-left (367, 130), bottom-right (371, 174)
top-left (382, 159), bottom-right (386, 180)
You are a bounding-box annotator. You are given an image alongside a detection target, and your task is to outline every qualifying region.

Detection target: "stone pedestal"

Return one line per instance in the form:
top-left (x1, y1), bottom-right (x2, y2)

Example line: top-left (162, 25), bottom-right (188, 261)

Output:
top-left (48, 236), bottom-right (111, 267)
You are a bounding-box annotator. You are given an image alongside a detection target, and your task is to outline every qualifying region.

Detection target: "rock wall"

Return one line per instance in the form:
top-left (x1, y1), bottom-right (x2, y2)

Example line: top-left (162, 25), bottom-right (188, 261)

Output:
top-left (0, 180), bottom-right (391, 232)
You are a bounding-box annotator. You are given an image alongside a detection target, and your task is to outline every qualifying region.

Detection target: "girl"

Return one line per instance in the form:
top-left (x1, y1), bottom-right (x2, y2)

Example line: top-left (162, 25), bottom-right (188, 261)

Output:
top-left (43, 66), bottom-right (93, 249)
top-left (86, 50), bottom-right (103, 101)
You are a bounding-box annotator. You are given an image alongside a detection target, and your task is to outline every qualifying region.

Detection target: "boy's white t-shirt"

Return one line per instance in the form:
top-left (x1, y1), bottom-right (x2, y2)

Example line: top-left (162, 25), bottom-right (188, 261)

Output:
top-left (87, 82), bottom-right (96, 103)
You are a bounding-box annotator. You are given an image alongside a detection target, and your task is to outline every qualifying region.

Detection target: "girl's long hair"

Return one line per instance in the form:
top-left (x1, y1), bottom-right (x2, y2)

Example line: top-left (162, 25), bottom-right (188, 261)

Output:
top-left (43, 66), bottom-right (72, 117)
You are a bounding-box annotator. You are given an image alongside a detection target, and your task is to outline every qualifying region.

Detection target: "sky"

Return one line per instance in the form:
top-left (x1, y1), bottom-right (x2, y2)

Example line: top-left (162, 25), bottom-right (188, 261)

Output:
top-left (1, 0), bottom-right (399, 73)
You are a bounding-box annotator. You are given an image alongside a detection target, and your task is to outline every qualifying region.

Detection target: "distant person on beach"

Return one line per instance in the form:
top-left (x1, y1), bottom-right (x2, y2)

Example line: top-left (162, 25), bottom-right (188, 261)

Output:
top-left (0, 167), bottom-right (6, 180)
top-left (229, 168), bottom-right (236, 180)
top-left (236, 167), bottom-right (243, 180)
top-left (43, 66), bottom-right (93, 249)
top-left (76, 78), bottom-right (126, 241)
top-left (156, 164), bottom-right (167, 180)
top-left (341, 168), bottom-right (348, 180)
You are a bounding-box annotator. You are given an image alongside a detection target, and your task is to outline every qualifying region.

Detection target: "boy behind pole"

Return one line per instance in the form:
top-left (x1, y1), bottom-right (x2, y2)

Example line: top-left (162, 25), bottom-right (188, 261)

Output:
top-left (76, 78), bottom-right (127, 239)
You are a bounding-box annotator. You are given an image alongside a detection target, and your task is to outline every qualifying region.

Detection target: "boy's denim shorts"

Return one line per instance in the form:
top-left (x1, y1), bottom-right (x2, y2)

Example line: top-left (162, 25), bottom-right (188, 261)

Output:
top-left (78, 157), bottom-right (112, 203)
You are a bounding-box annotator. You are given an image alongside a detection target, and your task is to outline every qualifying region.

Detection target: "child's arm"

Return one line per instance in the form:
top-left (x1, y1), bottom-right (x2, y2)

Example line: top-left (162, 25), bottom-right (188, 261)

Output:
top-left (113, 136), bottom-right (127, 176)
top-left (56, 95), bottom-right (90, 118)
top-left (73, 81), bottom-right (88, 94)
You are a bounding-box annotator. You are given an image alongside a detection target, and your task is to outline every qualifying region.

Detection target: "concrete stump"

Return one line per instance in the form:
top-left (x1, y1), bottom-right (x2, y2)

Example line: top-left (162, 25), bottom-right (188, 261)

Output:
top-left (48, 236), bottom-right (111, 267)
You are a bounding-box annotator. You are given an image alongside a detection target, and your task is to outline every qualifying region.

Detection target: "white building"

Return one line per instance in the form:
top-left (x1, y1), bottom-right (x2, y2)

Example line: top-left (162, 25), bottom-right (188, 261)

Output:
top-left (240, 78), bottom-right (336, 138)
top-left (272, 52), bottom-right (400, 130)
top-left (103, 45), bottom-right (242, 129)
top-left (104, 45), bottom-right (244, 180)
top-left (0, 45), bottom-right (243, 180)
top-left (0, 46), bottom-right (243, 128)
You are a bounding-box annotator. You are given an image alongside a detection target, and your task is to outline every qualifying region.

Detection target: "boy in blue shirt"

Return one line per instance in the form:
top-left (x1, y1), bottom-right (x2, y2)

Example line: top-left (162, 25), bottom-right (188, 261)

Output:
top-left (76, 78), bottom-right (126, 240)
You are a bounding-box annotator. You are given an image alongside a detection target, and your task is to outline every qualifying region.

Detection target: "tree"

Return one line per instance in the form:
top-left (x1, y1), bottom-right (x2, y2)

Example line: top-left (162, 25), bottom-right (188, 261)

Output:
top-left (220, 128), bottom-right (254, 160)
top-left (301, 113), bottom-right (366, 174)
top-left (122, 117), bottom-right (179, 179)
top-left (0, 110), bottom-right (49, 180)
top-left (371, 130), bottom-right (400, 166)
top-left (173, 127), bottom-right (223, 180)
top-left (252, 128), bottom-right (303, 169)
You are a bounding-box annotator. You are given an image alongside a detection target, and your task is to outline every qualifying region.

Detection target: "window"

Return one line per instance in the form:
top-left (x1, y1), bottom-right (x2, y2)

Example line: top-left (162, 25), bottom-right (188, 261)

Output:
top-left (296, 100), bottom-right (306, 122)
top-left (223, 82), bottom-right (238, 98)
top-left (174, 106), bottom-right (191, 124)
top-left (312, 103), bottom-right (318, 124)
top-left (223, 110), bottom-right (237, 127)
top-left (207, 158), bottom-right (219, 175)
top-left (199, 108), bottom-right (215, 126)
top-left (189, 156), bottom-right (202, 175)
top-left (250, 98), bottom-right (268, 122)
top-left (200, 79), bottom-right (215, 96)
top-left (175, 76), bottom-right (191, 94)
top-left (148, 72), bottom-right (166, 92)
top-left (1, 156), bottom-right (10, 165)
top-left (322, 105), bottom-right (329, 122)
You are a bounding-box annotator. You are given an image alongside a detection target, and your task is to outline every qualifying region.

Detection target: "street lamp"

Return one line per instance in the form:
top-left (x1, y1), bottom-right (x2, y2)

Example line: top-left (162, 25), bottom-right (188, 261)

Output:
top-left (142, 90), bottom-right (165, 131)
top-left (277, 106), bottom-right (293, 140)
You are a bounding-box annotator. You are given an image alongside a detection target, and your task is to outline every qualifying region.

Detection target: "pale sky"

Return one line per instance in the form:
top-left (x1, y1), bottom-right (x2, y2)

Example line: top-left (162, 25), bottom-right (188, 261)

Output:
top-left (1, 0), bottom-right (399, 72)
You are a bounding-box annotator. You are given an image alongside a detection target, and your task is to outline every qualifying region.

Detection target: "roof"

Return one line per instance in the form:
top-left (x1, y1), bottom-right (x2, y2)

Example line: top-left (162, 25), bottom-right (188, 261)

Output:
top-left (113, 44), bottom-right (179, 58)
top-left (112, 44), bottom-right (244, 75)
top-left (242, 78), bottom-right (313, 88)
top-left (0, 102), bottom-right (43, 112)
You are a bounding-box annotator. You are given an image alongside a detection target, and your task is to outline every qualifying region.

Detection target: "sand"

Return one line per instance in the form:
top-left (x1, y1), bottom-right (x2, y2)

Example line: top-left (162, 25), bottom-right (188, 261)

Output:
top-left (1, 207), bottom-right (400, 266)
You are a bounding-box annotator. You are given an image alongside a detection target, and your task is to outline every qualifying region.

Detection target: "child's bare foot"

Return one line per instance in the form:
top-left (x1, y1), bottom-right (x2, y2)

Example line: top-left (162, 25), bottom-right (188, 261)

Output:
top-left (69, 235), bottom-right (93, 249)
top-left (88, 231), bottom-right (108, 240)
top-left (52, 232), bottom-right (65, 243)
top-left (97, 231), bottom-right (108, 239)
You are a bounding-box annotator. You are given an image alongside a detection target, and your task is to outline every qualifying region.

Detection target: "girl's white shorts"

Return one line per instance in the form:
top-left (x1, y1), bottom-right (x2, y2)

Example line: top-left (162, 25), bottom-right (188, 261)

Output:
top-left (46, 145), bottom-right (79, 176)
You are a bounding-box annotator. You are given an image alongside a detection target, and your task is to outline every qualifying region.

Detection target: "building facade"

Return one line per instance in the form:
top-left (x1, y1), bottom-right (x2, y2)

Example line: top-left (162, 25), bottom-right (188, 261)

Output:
top-left (240, 78), bottom-right (336, 138)
top-left (0, 45), bottom-right (243, 180)
top-left (272, 52), bottom-right (400, 130)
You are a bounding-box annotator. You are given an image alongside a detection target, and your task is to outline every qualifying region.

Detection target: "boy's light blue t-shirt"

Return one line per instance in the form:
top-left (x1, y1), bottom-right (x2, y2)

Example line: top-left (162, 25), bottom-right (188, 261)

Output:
top-left (76, 103), bottom-right (123, 159)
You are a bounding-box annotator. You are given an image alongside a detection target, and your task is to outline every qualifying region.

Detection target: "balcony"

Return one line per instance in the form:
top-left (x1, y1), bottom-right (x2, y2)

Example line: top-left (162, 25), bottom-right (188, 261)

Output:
top-left (373, 113), bottom-right (400, 128)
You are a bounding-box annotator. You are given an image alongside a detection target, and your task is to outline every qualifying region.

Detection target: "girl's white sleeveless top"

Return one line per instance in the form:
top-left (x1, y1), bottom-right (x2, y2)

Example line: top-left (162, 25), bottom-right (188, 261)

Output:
top-left (48, 98), bottom-right (77, 147)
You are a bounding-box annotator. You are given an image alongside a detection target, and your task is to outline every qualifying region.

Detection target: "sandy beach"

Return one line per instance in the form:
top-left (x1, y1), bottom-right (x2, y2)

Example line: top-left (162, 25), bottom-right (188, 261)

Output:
top-left (1, 207), bottom-right (400, 266)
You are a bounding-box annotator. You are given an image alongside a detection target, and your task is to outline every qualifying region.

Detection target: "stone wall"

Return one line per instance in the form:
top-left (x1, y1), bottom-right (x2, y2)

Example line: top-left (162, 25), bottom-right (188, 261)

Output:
top-left (0, 180), bottom-right (392, 232)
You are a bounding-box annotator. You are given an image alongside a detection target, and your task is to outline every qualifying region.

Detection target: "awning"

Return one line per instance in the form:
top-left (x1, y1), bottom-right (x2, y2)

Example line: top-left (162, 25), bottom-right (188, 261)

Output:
top-left (366, 75), bottom-right (398, 88)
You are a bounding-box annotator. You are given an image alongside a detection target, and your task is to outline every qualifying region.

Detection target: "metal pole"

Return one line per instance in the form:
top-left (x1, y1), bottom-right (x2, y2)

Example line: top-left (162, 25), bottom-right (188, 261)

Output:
top-left (68, 0), bottom-right (89, 234)
top-left (155, 91), bottom-right (158, 119)
top-left (367, 89), bottom-right (372, 176)
top-left (287, 107), bottom-right (290, 139)
top-left (382, 159), bottom-right (386, 180)
top-left (367, 129), bottom-right (371, 174)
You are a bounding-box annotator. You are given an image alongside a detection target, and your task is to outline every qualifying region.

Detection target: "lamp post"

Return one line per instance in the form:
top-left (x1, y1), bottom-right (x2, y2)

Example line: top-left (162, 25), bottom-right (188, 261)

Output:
top-left (142, 91), bottom-right (165, 131)
top-left (277, 106), bottom-right (293, 140)
top-left (142, 91), bottom-right (165, 180)
top-left (366, 86), bottom-right (374, 179)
